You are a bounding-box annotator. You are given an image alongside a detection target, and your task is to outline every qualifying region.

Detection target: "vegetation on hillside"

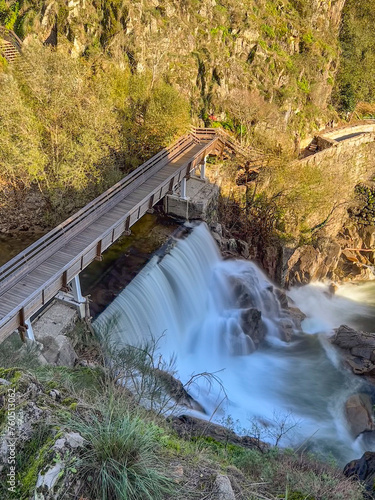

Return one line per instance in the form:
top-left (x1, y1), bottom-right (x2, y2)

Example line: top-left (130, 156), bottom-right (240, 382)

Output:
top-left (0, 326), bottom-right (366, 499)
top-left (0, 43), bottom-right (189, 222)
top-left (334, 0), bottom-right (375, 115)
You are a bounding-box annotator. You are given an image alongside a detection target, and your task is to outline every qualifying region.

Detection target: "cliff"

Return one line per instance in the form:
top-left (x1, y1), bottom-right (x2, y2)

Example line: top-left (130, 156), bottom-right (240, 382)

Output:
top-left (15, 0), bottom-right (346, 140)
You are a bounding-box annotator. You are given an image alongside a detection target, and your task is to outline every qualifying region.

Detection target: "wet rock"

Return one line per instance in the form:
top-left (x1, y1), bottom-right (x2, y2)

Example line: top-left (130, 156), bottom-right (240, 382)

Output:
top-left (168, 414), bottom-right (267, 451)
top-left (237, 239), bottom-right (250, 259)
top-left (227, 239), bottom-right (238, 253)
top-left (279, 318), bottom-right (295, 342)
top-left (345, 394), bottom-right (375, 437)
top-left (240, 308), bottom-right (266, 347)
top-left (228, 276), bottom-right (256, 309)
top-left (210, 222), bottom-right (223, 237)
top-left (153, 369), bottom-right (205, 413)
top-left (214, 474), bottom-right (236, 500)
top-left (275, 288), bottom-right (289, 309)
top-left (330, 326), bottom-right (375, 381)
top-left (288, 307), bottom-right (306, 331)
top-left (344, 451), bottom-right (375, 495)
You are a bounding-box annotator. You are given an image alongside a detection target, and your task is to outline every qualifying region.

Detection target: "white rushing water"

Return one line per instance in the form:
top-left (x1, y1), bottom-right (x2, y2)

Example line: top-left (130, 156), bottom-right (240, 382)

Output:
top-left (95, 223), bottom-right (375, 464)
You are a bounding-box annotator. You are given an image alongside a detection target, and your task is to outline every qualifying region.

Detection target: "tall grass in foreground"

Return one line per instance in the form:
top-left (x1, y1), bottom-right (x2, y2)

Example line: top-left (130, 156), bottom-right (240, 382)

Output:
top-left (70, 408), bottom-right (174, 500)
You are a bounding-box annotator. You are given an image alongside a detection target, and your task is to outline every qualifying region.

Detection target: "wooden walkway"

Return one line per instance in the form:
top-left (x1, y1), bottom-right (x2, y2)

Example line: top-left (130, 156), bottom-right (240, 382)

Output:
top-left (0, 127), bottom-right (246, 342)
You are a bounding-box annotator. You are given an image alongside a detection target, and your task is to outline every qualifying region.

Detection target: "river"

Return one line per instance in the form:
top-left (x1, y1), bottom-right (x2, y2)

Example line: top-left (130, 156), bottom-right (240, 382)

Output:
top-left (94, 223), bottom-right (375, 465)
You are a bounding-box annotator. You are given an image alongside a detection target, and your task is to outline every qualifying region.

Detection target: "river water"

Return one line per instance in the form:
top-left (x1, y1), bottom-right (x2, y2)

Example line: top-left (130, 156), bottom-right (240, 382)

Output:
top-left (94, 223), bottom-right (375, 465)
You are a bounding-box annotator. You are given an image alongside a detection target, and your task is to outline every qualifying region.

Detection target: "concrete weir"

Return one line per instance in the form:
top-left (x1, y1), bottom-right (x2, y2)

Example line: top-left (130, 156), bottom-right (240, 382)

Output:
top-left (163, 177), bottom-right (219, 222)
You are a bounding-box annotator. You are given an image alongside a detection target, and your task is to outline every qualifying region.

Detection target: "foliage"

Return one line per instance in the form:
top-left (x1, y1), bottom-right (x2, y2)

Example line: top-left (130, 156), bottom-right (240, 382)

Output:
top-left (350, 183), bottom-right (375, 225)
top-left (0, 330), bottom-right (365, 500)
top-left (0, 42), bottom-right (189, 221)
top-left (0, 0), bottom-right (19, 29)
top-left (334, 0), bottom-right (375, 113)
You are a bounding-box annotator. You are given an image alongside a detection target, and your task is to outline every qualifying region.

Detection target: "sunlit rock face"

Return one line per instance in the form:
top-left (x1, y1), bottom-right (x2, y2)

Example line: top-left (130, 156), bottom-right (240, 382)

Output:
top-left (20, 0), bottom-right (346, 134)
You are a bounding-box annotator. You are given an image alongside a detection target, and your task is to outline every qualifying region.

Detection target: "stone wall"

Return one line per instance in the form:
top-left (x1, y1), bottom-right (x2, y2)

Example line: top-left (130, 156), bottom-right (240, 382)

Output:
top-left (298, 132), bottom-right (375, 192)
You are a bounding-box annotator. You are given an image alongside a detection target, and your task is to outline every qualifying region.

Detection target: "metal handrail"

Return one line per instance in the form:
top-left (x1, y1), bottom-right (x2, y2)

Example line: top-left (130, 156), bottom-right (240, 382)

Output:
top-left (0, 132), bottom-right (196, 294)
top-left (0, 134), bottom-right (220, 332)
top-left (0, 126), bottom-right (254, 296)
top-left (0, 27), bottom-right (22, 52)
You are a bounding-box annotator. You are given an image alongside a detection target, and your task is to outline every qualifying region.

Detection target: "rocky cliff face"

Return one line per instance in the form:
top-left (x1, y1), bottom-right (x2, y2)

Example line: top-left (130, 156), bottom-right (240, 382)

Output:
top-left (17, 0), bottom-right (347, 137)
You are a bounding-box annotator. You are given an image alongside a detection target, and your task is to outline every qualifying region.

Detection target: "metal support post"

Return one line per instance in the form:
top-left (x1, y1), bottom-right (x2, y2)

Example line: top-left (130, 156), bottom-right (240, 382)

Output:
top-left (200, 156), bottom-right (207, 180)
top-left (25, 318), bottom-right (35, 341)
top-left (181, 177), bottom-right (188, 200)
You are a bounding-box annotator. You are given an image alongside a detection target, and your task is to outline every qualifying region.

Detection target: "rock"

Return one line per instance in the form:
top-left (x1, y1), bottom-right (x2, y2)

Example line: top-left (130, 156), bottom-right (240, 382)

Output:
top-left (284, 239), bottom-right (342, 287)
top-left (0, 378), bottom-right (11, 386)
top-left (330, 325), bottom-right (375, 380)
top-left (168, 415), bottom-right (267, 451)
top-left (227, 239), bottom-right (238, 253)
top-left (344, 451), bottom-right (375, 495)
top-left (240, 308), bottom-right (266, 346)
top-left (210, 222), bottom-right (223, 237)
top-left (237, 239), bottom-right (250, 259)
top-left (53, 432), bottom-right (84, 451)
top-left (153, 369), bottom-right (206, 413)
top-left (345, 394), bottom-right (375, 437)
top-left (214, 474), bottom-right (236, 500)
top-left (278, 318), bottom-right (295, 342)
top-left (37, 334), bottom-right (77, 367)
top-left (212, 231), bottom-right (223, 248)
top-left (49, 389), bottom-right (60, 401)
top-left (228, 276), bottom-right (256, 309)
top-left (275, 288), bottom-right (289, 309)
top-left (36, 462), bottom-right (63, 492)
top-left (170, 464), bottom-right (184, 483)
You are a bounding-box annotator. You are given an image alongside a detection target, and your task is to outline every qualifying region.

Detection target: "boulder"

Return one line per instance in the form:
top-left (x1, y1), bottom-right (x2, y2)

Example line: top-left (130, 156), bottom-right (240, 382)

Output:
top-left (168, 414), bottom-right (267, 451)
top-left (214, 474), bottom-right (236, 500)
top-left (53, 432), bottom-right (85, 451)
top-left (36, 462), bottom-right (63, 493)
top-left (36, 334), bottom-right (77, 367)
top-left (278, 318), bottom-right (295, 342)
top-left (288, 307), bottom-right (306, 330)
top-left (228, 276), bottom-right (256, 309)
top-left (284, 239), bottom-right (341, 287)
top-left (331, 325), bottom-right (375, 380)
top-left (345, 394), bottom-right (375, 438)
top-left (240, 308), bottom-right (266, 346)
top-left (153, 368), bottom-right (206, 413)
top-left (236, 239), bottom-right (250, 259)
top-left (344, 451), bottom-right (375, 495)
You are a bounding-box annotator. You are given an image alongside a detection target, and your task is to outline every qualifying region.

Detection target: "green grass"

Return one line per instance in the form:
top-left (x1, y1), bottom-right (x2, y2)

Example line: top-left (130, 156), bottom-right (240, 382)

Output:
top-left (69, 408), bottom-right (174, 500)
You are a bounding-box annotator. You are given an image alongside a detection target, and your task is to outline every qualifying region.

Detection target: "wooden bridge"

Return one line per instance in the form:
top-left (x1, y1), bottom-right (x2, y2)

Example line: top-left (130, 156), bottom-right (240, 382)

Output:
top-left (0, 127), bottom-right (249, 342)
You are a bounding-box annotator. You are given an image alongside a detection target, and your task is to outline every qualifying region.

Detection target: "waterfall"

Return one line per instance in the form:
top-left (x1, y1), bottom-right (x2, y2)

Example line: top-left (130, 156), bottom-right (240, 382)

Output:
top-left (95, 222), bottom-right (375, 465)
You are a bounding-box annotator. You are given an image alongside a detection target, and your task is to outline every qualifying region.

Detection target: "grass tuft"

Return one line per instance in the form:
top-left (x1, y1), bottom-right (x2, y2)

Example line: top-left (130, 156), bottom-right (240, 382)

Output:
top-left (69, 407), bottom-right (174, 500)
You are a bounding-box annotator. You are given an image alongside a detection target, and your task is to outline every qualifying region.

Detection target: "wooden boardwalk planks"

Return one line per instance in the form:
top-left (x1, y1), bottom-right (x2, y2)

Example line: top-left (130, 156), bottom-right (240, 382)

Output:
top-left (0, 129), bottom-right (224, 341)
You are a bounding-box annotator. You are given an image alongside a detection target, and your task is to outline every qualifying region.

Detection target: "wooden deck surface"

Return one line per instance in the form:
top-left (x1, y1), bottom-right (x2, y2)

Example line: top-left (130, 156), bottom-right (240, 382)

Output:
top-left (0, 130), bottom-right (225, 341)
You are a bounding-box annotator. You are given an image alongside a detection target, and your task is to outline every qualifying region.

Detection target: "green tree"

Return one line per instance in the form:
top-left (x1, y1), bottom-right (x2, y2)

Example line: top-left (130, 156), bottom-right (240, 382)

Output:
top-left (335, 0), bottom-right (375, 113)
top-left (0, 73), bottom-right (47, 195)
